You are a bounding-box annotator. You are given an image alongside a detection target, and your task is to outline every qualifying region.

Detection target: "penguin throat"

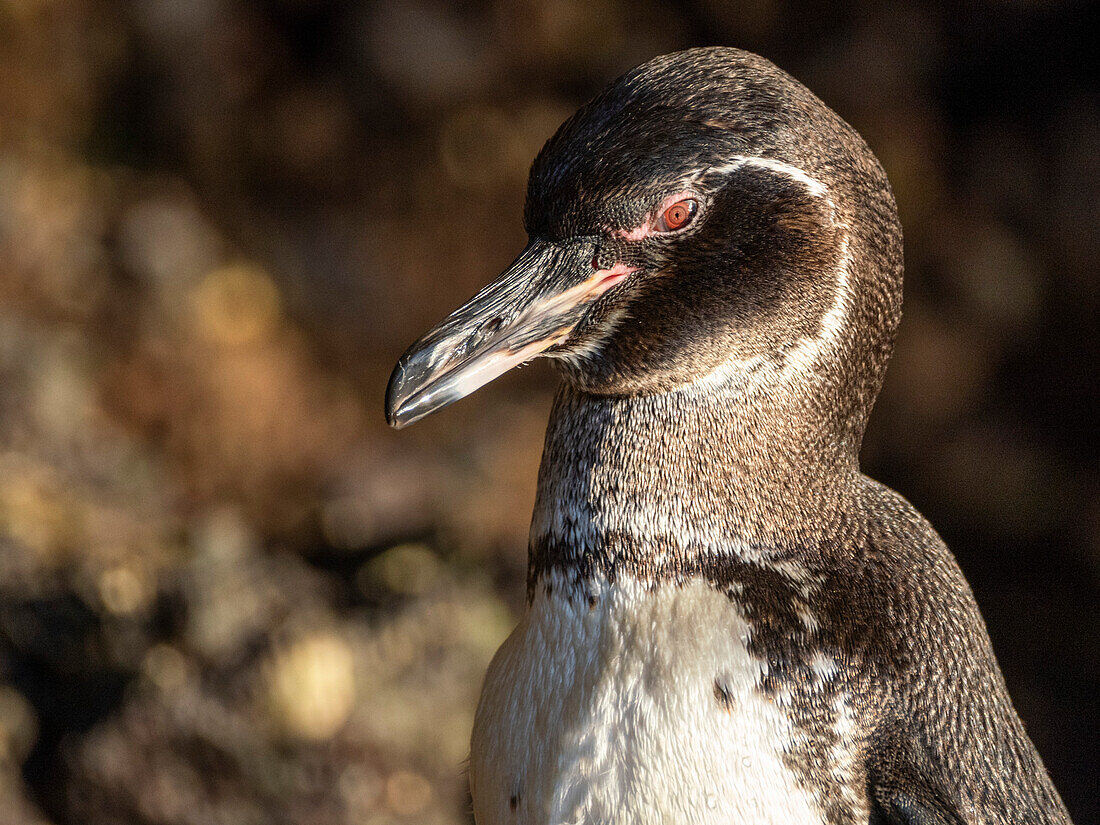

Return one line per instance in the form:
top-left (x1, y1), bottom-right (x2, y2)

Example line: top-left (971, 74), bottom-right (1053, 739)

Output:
top-left (528, 381), bottom-right (859, 588)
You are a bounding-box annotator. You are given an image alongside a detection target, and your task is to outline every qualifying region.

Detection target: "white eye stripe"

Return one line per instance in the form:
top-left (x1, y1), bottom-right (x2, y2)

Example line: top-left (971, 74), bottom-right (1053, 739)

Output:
top-left (699, 155), bottom-right (831, 199)
top-left (617, 156), bottom-right (826, 241)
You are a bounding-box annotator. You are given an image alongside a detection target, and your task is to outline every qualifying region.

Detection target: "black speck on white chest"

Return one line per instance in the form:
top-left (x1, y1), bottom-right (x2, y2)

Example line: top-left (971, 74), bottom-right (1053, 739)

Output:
top-left (469, 573), bottom-right (837, 825)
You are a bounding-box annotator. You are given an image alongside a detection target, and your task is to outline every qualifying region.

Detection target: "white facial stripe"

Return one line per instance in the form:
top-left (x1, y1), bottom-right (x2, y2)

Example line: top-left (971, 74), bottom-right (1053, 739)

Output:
top-left (577, 154), bottom-right (852, 393)
top-left (682, 152), bottom-right (853, 393)
top-left (702, 155), bottom-right (831, 201)
top-left (779, 230), bottom-right (853, 372)
top-left (619, 158), bottom-right (830, 241)
top-left (685, 215), bottom-right (854, 394)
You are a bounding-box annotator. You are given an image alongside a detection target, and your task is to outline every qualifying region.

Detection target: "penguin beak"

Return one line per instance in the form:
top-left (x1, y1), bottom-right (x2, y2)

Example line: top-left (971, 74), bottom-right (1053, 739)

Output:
top-left (386, 238), bottom-right (632, 428)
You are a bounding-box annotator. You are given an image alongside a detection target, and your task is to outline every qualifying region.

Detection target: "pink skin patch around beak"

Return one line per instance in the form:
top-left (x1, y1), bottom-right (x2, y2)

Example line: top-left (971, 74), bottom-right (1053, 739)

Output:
top-left (518, 261), bottom-right (637, 344)
top-left (589, 262), bottom-right (635, 295)
top-left (616, 190), bottom-right (699, 241)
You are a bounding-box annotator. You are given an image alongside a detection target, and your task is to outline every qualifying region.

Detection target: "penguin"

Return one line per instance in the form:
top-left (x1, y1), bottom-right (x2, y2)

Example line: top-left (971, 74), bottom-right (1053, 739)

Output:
top-left (385, 47), bottom-right (1073, 825)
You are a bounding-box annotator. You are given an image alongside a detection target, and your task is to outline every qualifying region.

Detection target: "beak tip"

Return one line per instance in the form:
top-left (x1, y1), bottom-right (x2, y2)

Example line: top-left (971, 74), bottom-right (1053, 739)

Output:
top-left (386, 359), bottom-right (435, 429)
top-left (384, 365), bottom-right (411, 429)
top-left (386, 405), bottom-right (413, 429)
top-left (386, 402), bottom-right (427, 430)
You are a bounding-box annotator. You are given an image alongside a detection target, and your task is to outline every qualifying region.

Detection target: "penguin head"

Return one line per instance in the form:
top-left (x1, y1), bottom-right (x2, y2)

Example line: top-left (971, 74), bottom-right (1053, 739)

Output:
top-left (386, 47), bottom-right (902, 431)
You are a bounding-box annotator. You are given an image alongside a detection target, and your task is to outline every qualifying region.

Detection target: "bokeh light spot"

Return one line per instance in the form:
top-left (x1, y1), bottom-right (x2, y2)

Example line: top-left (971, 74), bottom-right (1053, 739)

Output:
top-left (192, 262), bottom-right (282, 347)
top-left (98, 564), bottom-right (152, 615)
top-left (268, 632), bottom-right (356, 741)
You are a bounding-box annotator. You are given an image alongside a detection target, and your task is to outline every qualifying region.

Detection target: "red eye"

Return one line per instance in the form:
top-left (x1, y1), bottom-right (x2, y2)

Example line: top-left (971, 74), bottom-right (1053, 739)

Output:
top-left (656, 198), bottom-right (698, 232)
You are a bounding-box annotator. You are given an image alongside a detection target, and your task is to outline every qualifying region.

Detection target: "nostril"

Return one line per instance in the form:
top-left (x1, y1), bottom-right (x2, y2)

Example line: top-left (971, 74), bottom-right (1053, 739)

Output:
top-left (448, 317), bottom-right (504, 366)
top-left (480, 316), bottom-right (504, 338)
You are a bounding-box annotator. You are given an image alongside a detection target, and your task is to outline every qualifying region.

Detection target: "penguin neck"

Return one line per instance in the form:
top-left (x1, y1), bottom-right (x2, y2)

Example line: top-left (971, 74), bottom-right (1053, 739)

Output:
top-left (528, 374), bottom-right (863, 592)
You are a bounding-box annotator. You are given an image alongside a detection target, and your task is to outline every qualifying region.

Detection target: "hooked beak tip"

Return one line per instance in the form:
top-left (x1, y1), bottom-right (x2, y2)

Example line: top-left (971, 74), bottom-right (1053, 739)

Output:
top-left (385, 400), bottom-right (419, 430)
top-left (385, 357), bottom-right (427, 429)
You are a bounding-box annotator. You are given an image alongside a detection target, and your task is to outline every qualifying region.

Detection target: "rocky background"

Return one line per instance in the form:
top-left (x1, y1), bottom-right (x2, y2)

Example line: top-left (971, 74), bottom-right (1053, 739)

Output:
top-left (0, 1), bottom-right (1096, 823)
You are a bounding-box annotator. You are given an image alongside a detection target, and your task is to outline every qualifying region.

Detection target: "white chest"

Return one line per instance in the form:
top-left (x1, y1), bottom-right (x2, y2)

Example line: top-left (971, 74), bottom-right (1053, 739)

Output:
top-left (469, 573), bottom-right (835, 825)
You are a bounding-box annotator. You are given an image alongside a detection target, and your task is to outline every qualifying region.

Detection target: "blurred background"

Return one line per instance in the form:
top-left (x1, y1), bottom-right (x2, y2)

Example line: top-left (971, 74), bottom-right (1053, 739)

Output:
top-left (0, 0), bottom-right (1096, 823)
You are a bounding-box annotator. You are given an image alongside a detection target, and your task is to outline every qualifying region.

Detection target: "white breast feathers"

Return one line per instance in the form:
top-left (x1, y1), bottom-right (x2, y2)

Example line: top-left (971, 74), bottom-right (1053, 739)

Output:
top-left (469, 572), bottom-right (836, 825)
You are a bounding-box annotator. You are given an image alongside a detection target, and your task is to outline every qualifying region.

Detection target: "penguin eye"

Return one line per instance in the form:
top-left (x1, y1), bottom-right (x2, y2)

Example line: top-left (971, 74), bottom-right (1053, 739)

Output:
top-left (655, 198), bottom-right (698, 232)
